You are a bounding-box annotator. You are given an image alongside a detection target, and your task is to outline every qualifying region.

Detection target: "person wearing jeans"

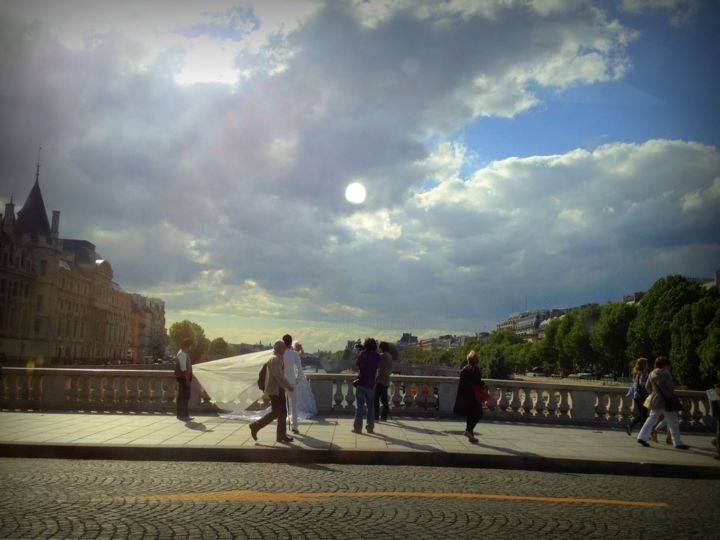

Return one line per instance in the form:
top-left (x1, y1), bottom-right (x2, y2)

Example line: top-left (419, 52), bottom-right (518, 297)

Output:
top-left (637, 356), bottom-right (689, 449)
top-left (374, 341), bottom-right (392, 422)
top-left (352, 338), bottom-right (381, 434)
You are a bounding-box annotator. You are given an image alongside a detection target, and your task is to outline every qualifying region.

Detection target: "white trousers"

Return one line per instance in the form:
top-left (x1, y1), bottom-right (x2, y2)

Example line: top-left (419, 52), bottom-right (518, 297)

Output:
top-left (638, 408), bottom-right (684, 446)
top-left (286, 389), bottom-right (298, 430)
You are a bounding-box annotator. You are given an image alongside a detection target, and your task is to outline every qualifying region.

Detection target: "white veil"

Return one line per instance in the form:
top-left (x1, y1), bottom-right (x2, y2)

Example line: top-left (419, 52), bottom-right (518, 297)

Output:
top-left (193, 349), bottom-right (274, 413)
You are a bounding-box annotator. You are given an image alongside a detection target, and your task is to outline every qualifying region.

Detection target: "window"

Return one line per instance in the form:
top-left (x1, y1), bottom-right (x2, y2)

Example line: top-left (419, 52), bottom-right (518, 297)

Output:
top-left (34, 318), bottom-right (41, 335)
top-left (40, 260), bottom-right (47, 275)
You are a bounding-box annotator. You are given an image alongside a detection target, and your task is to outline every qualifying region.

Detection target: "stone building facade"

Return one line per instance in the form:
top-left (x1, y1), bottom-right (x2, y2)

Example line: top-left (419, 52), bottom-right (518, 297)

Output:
top-left (0, 174), bottom-right (163, 365)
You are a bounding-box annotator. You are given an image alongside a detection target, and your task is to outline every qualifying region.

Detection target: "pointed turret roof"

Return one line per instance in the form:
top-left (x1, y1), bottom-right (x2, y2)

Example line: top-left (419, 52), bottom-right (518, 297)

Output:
top-left (15, 178), bottom-right (51, 238)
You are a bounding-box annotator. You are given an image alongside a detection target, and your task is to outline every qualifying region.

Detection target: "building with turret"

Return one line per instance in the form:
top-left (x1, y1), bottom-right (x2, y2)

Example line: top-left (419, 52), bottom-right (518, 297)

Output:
top-left (0, 168), bottom-right (163, 365)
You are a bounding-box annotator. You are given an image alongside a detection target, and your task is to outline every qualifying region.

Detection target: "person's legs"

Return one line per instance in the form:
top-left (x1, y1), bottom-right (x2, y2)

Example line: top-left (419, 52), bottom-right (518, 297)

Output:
top-left (353, 387), bottom-right (366, 432)
top-left (638, 408), bottom-right (661, 443)
top-left (176, 379), bottom-right (190, 419)
top-left (276, 390), bottom-right (288, 440)
top-left (366, 386), bottom-right (375, 432)
top-left (287, 389), bottom-right (298, 430)
top-left (379, 384), bottom-right (389, 421)
top-left (664, 411), bottom-right (685, 447)
top-left (373, 385), bottom-right (381, 421)
top-left (251, 395), bottom-right (280, 434)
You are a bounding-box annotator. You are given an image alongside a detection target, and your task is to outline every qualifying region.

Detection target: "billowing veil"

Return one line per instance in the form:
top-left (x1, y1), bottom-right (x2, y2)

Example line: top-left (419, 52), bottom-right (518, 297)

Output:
top-left (193, 349), bottom-right (274, 418)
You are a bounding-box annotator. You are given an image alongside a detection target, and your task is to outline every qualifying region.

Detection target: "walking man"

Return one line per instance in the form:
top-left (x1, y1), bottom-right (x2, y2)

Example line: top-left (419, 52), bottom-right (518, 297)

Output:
top-left (250, 341), bottom-right (295, 443)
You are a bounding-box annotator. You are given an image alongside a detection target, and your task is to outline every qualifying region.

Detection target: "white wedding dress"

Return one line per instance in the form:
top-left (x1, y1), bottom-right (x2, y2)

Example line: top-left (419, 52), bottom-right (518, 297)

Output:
top-left (193, 349), bottom-right (317, 421)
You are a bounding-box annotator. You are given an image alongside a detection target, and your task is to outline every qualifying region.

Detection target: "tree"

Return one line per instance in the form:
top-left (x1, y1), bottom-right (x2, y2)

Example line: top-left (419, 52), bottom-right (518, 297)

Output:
top-left (670, 293), bottom-right (720, 389)
top-left (591, 303), bottom-right (636, 376)
top-left (697, 307), bottom-right (720, 384)
top-left (167, 320), bottom-right (210, 361)
top-left (626, 275), bottom-right (705, 360)
top-left (208, 337), bottom-right (233, 358)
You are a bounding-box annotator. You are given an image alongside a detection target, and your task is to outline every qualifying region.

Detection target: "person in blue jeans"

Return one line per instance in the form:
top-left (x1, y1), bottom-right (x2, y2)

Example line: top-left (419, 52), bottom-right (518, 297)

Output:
top-left (352, 338), bottom-right (382, 434)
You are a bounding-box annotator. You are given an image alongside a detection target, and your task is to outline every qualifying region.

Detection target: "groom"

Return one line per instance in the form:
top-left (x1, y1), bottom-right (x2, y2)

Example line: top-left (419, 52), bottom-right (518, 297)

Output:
top-left (249, 341), bottom-right (295, 443)
top-left (282, 334), bottom-right (301, 434)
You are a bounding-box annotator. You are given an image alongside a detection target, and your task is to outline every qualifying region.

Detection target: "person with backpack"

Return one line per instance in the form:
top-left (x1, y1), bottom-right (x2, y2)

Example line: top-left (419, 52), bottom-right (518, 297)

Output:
top-left (175, 338), bottom-right (194, 422)
top-left (250, 341), bottom-right (295, 443)
top-left (625, 357), bottom-right (649, 436)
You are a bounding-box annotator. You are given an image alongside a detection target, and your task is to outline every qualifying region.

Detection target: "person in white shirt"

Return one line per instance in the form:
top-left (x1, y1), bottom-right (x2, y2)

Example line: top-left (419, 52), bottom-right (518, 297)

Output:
top-left (282, 334), bottom-right (302, 433)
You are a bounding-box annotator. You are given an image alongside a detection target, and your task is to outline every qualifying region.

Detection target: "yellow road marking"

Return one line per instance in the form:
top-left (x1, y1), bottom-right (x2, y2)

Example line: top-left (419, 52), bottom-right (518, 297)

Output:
top-left (116, 490), bottom-right (668, 508)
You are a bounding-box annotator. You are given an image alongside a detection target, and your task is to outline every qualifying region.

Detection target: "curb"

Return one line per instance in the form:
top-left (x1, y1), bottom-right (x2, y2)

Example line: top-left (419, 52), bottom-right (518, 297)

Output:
top-left (2, 443), bottom-right (719, 480)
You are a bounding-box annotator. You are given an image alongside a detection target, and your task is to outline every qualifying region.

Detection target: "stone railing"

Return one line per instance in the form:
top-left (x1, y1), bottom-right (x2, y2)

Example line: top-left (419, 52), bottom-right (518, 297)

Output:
top-left (0, 367), bottom-right (216, 415)
top-left (1, 368), bottom-right (714, 431)
top-left (306, 373), bottom-right (715, 431)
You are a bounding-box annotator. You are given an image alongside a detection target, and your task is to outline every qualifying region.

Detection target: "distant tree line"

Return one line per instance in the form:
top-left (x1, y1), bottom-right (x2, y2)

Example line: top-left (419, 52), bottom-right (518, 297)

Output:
top-left (397, 274), bottom-right (719, 390)
top-left (166, 274), bottom-right (719, 389)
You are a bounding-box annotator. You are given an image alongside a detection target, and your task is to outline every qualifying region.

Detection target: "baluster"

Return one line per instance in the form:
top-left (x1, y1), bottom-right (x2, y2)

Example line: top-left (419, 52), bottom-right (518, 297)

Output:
top-left (546, 390), bottom-right (558, 418)
top-left (404, 382), bottom-right (416, 409)
top-left (534, 388), bottom-right (545, 417)
top-left (607, 392), bottom-right (619, 423)
top-left (594, 392), bottom-right (606, 420)
top-left (557, 390), bottom-right (570, 419)
top-left (497, 387), bottom-right (509, 413)
top-left (418, 383), bottom-right (430, 410)
top-left (485, 386), bottom-right (498, 413)
top-left (392, 382), bottom-right (403, 410)
top-left (344, 378), bottom-right (355, 410)
top-left (521, 388), bottom-right (533, 417)
top-left (333, 380), bottom-right (344, 409)
top-left (509, 388), bottom-right (521, 414)
top-left (691, 397), bottom-right (703, 428)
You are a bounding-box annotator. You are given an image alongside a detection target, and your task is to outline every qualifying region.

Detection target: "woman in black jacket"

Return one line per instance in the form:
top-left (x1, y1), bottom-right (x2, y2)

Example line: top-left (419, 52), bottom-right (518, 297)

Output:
top-left (454, 350), bottom-right (486, 443)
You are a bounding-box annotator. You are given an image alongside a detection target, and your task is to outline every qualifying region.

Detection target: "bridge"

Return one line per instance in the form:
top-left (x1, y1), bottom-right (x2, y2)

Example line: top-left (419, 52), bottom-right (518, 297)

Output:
top-left (1, 367), bottom-right (718, 478)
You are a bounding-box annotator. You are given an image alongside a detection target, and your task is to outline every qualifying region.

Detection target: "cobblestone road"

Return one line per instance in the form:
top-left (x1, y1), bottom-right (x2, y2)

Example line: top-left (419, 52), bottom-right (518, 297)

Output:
top-left (1, 458), bottom-right (718, 539)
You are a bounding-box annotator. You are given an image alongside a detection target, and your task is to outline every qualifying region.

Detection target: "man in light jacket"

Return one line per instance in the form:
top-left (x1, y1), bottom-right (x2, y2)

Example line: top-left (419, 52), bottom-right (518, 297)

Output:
top-left (250, 341), bottom-right (295, 443)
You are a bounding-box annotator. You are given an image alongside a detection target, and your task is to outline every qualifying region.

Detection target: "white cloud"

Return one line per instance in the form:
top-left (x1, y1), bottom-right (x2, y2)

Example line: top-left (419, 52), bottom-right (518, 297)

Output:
top-left (0, 1), bottom-right (717, 350)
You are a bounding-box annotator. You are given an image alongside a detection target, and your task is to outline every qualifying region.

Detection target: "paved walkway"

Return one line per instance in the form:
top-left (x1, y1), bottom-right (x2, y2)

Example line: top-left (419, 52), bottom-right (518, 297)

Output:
top-left (1, 411), bottom-right (718, 478)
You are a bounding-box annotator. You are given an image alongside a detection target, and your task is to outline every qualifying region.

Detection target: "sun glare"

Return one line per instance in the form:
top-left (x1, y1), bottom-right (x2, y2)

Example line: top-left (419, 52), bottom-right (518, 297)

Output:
top-left (345, 182), bottom-right (367, 204)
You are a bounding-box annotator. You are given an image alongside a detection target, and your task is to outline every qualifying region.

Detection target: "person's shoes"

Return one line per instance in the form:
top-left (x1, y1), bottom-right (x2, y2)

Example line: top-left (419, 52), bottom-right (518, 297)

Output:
top-left (464, 431), bottom-right (473, 440)
top-left (249, 425), bottom-right (258, 441)
top-left (367, 428), bottom-right (374, 434)
top-left (469, 436), bottom-right (479, 444)
top-left (625, 423), bottom-right (632, 436)
top-left (178, 416), bottom-right (192, 422)
top-left (650, 429), bottom-right (658, 442)
top-left (351, 427), bottom-right (362, 434)
top-left (675, 444), bottom-right (690, 450)
top-left (637, 439), bottom-right (650, 447)
top-left (291, 428), bottom-right (300, 434)
top-left (277, 435), bottom-right (294, 443)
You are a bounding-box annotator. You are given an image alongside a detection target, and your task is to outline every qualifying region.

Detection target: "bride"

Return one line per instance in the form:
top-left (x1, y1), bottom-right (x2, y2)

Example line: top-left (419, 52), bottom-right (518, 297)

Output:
top-left (192, 343), bottom-right (317, 421)
top-left (290, 341), bottom-right (318, 419)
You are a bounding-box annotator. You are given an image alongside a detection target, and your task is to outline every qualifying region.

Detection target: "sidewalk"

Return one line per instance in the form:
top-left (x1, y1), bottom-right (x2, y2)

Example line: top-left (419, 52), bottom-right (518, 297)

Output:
top-left (1, 411), bottom-right (718, 479)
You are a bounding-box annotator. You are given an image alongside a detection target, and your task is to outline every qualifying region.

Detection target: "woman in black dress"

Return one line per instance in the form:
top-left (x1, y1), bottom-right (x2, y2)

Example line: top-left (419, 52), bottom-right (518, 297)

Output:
top-left (454, 350), bottom-right (486, 443)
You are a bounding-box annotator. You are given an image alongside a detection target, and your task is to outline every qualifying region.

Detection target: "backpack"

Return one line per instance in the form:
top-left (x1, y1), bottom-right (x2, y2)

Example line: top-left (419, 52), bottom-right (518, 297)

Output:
top-left (258, 362), bottom-right (268, 391)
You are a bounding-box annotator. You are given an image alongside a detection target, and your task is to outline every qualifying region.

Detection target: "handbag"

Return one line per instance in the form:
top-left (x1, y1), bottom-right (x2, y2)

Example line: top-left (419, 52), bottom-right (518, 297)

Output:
top-left (656, 385), bottom-right (684, 412)
top-left (474, 385), bottom-right (491, 403)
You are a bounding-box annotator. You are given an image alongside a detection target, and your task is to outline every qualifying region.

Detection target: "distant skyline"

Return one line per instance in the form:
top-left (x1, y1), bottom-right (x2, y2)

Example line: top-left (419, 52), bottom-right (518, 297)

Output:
top-left (1, 1), bottom-right (719, 351)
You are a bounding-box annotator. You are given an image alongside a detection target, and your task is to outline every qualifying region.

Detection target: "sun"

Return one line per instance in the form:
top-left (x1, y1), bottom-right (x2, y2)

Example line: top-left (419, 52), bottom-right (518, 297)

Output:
top-left (345, 182), bottom-right (367, 204)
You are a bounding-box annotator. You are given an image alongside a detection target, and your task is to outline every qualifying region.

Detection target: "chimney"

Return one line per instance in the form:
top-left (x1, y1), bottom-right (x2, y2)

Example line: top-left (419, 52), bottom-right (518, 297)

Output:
top-left (51, 210), bottom-right (60, 239)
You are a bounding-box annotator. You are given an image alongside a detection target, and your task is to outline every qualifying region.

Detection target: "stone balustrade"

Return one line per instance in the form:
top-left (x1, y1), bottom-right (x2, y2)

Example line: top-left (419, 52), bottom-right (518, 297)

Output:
top-left (1, 367), bottom-right (714, 431)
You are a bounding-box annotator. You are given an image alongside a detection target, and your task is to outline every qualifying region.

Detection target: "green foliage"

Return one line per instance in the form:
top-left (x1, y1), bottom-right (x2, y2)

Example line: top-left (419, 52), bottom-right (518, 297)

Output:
top-left (208, 337), bottom-right (233, 358)
top-left (697, 308), bottom-right (720, 383)
top-left (626, 275), bottom-right (705, 360)
top-left (591, 302), bottom-right (636, 376)
top-left (167, 320), bottom-right (210, 360)
top-left (670, 291), bottom-right (720, 388)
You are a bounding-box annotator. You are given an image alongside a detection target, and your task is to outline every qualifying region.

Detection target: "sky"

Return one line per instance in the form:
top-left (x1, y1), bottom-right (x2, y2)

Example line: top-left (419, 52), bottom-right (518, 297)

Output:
top-left (1, 0), bottom-right (719, 352)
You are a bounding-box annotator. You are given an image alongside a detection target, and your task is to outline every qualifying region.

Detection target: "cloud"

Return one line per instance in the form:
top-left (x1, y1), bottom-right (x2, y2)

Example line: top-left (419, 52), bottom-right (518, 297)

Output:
top-left (0, 1), bottom-right (717, 350)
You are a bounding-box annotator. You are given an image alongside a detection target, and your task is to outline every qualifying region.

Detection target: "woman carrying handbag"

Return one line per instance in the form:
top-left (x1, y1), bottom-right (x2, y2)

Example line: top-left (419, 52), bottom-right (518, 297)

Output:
top-left (636, 356), bottom-right (690, 449)
top-left (453, 350), bottom-right (487, 444)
